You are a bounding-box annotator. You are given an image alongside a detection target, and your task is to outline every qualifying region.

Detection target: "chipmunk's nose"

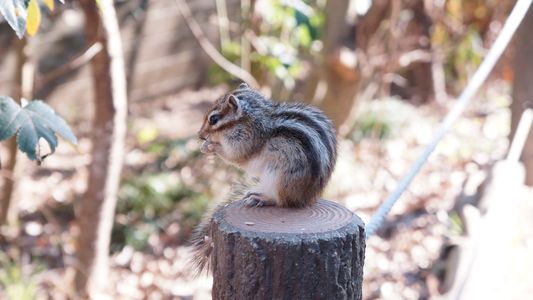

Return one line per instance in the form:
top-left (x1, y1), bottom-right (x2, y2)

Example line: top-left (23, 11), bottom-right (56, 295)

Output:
top-left (198, 130), bottom-right (208, 140)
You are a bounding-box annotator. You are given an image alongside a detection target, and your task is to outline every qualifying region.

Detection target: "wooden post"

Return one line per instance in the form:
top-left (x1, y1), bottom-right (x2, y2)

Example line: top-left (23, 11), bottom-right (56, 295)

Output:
top-left (211, 199), bottom-right (365, 300)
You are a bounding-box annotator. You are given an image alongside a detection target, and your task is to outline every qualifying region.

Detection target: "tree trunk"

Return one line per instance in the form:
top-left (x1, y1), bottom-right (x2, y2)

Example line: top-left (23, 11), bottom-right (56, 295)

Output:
top-left (75, 0), bottom-right (127, 297)
top-left (391, 0), bottom-right (434, 104)
top-left (512, 4), bottom-right (533, 186)
top-left (315, 0), bottom-right (360, 134)
top-left (0, 37), bottom-right (27, 225)
top-left (211, 199), bottom-right (366, 300)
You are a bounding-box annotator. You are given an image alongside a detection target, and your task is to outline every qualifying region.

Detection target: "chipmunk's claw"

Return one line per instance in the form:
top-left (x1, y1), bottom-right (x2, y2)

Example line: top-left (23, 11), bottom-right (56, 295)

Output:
top-left (242, 192), bottom-right (276, 207)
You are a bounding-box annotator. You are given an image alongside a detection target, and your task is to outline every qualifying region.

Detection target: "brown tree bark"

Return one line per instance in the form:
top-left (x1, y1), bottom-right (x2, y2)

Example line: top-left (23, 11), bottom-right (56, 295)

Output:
top-left (310, 0), bottom-right (391, 133)
top-left (315, 0), bottom-right (360, 133)
top-left (395, 0), bottom-right (434, 104)
top-left (0, 38), bottom-right (27, 225)
top-left (211, 199), bottom-right (366, 300)
top-left (75, 0), bottom-right (127, 297)
top-left (512, 5), bottom-right (533, 186)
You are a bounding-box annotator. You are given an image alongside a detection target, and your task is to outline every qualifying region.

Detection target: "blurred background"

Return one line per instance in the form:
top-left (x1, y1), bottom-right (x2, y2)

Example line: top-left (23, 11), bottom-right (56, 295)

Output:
top-left (0, 0), bottom-right (532, 299)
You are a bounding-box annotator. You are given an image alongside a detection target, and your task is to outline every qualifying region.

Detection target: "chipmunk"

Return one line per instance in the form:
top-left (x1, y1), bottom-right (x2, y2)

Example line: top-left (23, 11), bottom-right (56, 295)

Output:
top-left (189, 83), bottom-right (337, 274)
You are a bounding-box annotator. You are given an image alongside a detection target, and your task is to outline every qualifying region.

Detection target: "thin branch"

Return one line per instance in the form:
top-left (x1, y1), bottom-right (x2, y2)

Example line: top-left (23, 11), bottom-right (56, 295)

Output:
top-left (215, 0), bottom-right (231, 48)
top-left (35, 42), bottom-right (103, 89)
top-left (240, 0), bottom-right (251, 72)
top-left (173, 0), bottom-right (259, 89)
top-left (431, 50), bottom-right (448, 104)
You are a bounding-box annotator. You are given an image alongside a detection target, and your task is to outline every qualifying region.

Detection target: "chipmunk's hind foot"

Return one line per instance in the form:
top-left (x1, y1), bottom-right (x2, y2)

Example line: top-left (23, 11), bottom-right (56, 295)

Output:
top-left (242, 192), bottom-right (276, 207)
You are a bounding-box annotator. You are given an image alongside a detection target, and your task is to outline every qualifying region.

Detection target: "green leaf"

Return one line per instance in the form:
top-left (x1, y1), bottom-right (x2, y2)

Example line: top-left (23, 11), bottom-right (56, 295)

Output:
top-left (0, 96), bottom-right (77, 161)
top-left (0, 0), bottom-right (27, 38)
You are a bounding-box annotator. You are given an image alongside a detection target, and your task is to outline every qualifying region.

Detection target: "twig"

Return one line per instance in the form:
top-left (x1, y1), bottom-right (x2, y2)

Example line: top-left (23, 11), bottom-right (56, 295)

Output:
top-left (173, 0), bottom-right (259, 89)
top-left (240, 0), bottom-right (251, 72)
top-left (398, 50), bottom-right (432, 67)
top-left (215, 0), bottom-right (231, 49)
top-left (35, 42), bottom-right (103, 89)
top-left (431, 49), bottom-right (448, 104)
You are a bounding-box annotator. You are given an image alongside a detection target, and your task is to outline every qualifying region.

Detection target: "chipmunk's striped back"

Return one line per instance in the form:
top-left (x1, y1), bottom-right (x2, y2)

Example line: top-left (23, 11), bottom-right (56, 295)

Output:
top-left (270, 102), bottom-right (337, 206)
top-left (229, 83), bottom-right (337, 207)
top-left (271, 103), bottom-right (337, 177)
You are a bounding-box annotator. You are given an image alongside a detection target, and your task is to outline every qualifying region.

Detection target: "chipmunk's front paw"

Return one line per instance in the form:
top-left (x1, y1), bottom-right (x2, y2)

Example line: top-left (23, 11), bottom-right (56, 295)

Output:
top-left (242, 192), bottom-right (276, 207)
top-left (200, 140), bottom-right (220, 155)
top-left (200, 140), bottom-right (213, 154)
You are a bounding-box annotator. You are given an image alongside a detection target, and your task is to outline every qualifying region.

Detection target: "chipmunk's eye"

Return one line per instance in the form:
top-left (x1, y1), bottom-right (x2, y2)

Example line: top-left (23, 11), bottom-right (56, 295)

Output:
top-left (209, 113), bottom-right (221, 125)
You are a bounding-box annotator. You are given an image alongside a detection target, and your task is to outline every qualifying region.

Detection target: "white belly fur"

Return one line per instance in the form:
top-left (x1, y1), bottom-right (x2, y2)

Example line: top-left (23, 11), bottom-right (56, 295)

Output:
top-left (242, 156), bottom-right (279, 202)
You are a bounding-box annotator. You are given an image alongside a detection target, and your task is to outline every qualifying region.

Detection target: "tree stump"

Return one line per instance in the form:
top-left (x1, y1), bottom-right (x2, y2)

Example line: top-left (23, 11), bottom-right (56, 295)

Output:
top-left (211, 199), bottom-right (366, 300)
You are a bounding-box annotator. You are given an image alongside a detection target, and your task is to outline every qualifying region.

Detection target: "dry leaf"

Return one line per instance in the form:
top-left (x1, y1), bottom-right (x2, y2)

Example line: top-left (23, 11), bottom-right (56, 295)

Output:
top-left (44, 0), bottom-right (55, 11)
top-left (26, 0), bottom-right (41, 36)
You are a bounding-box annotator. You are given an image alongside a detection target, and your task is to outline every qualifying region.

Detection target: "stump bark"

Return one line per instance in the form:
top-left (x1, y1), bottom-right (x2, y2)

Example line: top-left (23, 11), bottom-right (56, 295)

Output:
top-left (211, 199), bottom-right (365, 300)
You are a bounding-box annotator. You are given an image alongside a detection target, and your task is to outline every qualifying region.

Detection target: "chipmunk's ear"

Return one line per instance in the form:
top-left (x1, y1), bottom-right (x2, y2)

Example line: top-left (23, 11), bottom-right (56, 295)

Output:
top-left (225, 94), bottom-right (243, 116)
top-left (238, 82), bottom-right (249, 89)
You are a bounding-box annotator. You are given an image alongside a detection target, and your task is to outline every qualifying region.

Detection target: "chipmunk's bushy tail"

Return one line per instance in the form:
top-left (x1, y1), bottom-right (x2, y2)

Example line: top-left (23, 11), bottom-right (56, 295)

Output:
top-left (187, 181), bottom-right (250, 276)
